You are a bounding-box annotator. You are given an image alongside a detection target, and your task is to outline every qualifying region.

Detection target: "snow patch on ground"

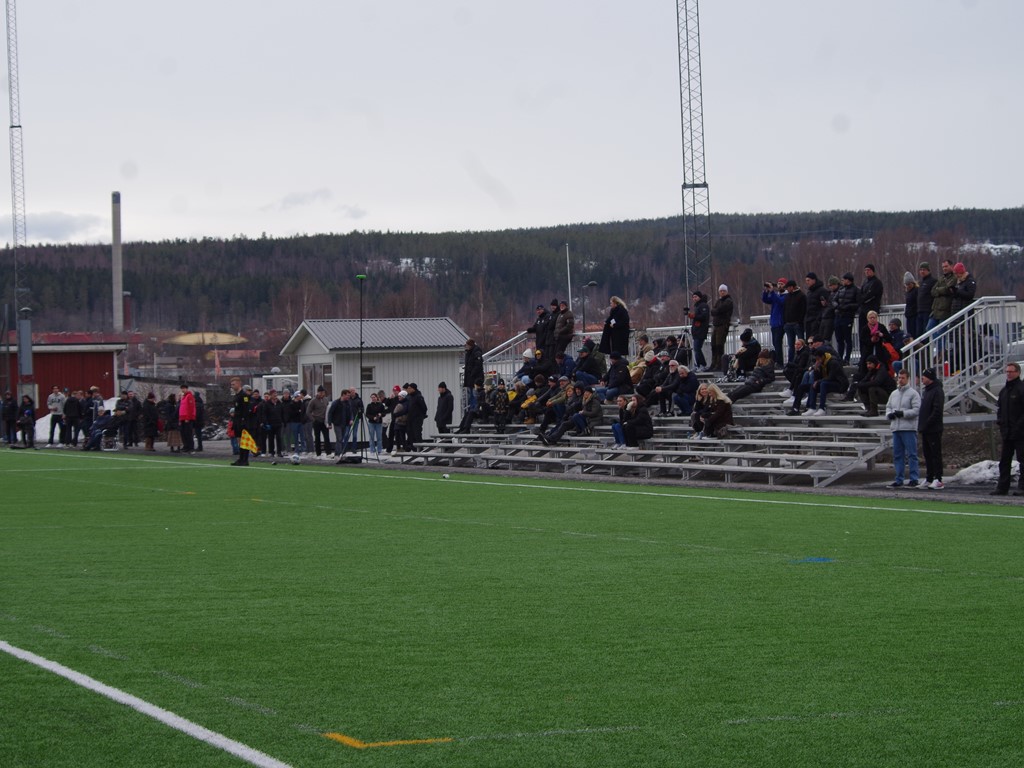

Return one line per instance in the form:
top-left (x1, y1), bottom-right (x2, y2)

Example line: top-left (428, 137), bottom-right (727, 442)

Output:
top-left (952, 459), bottom-right (1019, 485)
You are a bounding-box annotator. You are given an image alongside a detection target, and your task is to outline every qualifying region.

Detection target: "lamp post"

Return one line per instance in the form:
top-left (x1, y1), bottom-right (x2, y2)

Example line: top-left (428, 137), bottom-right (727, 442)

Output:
top-left (356, 274), bottom-right (366, 458)
top-left (581, 280), bottom-right (598, 334)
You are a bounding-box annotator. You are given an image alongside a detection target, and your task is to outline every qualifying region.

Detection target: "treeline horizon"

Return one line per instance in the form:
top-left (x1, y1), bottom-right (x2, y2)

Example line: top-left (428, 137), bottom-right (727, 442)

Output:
top-left (2, 207), bottom-right (1022, 360)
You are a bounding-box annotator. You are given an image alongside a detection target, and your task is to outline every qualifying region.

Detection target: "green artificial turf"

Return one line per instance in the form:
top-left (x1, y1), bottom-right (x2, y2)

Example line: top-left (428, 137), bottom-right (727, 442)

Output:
top-left (1, 449), bottom-right (1022, 767)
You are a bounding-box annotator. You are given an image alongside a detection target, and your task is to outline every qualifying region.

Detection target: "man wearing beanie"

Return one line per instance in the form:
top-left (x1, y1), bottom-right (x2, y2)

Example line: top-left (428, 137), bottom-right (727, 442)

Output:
top-left (834, 272), bottom-right (859, 365)
top-left (803, 272), bottom-right (827, 340)
top-left (917, 368), bottom-right (945, 489)
top-left (903, 271), bottom-right (920, 338)
top-left (820, 276), bottom-right (840, 346)
top-left (782, 279), bottom-right (806, 365)
top-left (688, 290), bottom-right (711, 370)
top-left (710, 285), bottom-right (733, 371)
top-left (435, 382), bottom-right (454, 434)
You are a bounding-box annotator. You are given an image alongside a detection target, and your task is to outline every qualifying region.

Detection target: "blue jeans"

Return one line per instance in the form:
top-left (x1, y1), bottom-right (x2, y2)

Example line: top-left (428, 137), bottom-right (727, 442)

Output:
top-left (367, 422), bottom-right (382, 454)
top-left (892, 430), bottom-right (920, 484)
top-left (692, 332), bottom-right (708, 368)
top-left (573, 371), bottom-right (599, 386)
top-left (673, 391), bottom-right (695, 416)
top-left (289, 422), bottom-right (307, 453)
top-left (807, 380), bottom-right (833, 410)
top-left (611, 423), bottom-right (625, 444)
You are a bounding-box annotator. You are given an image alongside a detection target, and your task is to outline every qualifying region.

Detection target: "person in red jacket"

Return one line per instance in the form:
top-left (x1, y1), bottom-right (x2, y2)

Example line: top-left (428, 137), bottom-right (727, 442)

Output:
top-left (178, 384), bottom-right (197, 453)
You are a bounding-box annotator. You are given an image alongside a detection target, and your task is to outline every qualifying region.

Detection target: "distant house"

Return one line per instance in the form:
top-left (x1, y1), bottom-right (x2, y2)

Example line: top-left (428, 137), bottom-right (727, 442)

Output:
top-left (2, 333), bottom-right (129, 405)
top-left (280, 318), bottom-right (469, 436)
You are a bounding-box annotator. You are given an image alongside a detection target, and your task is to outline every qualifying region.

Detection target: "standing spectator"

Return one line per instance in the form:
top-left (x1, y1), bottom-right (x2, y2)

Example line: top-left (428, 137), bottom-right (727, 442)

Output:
top-left (141, 392), bottom-right (159, 452)
top-left (709, 285), bottom-right (734, 372)
top-left (327, 390), bottom-right (353, 456)
top-left (553, 299), bottom-right (575, 356)
top-left (858, 264), bottom-right (884, 359)
top-left (950, 262), bottom-right (978, 372)
top-left (526, 304), bottom-right (554, 360)
top-left (885, 369), bottom-right (921, 488)
top-left (193, 390), bottom-right (205, 452)
top-left (916, 262), bottom-right (936, 338)
top-left (781, 280), bottom-right (806, 364)
top-left (991, 362), bottom-right (1024, 496)
top-left (18, 394), bottom-right (36, 447)
top-left (405, 383), bottom-right (428, 448)
top-left (903, 272), bottom-right (920, 338)
top-left (46, 385), bottom-right (66, 446)
top-left (491, 379), bottom-right (511, 434)
top-left (284, 390), bottom-right (307, 454)
top-left (928, 259), bottom-right (957, 332)
top-left (178, 384), bottom-right (196, 453)
top-left (365, 392), bottom-right (386, 458)
top-left (3, 390), bottom-right (17, 445)
top-left (688, 291), bottom-right (710, 370)
top-left (803, 272), bottom-right (827, 339)
top-left (917, 368), bottom-right (945, 490)
top-left (761, 278), bottom-right (787, 368)
top-left (260, 389), bottom-right (285, 457)
top-left (819, 276), bottom-right (840, 348)
top-left (599, 296), bottom-right (631, 356)
top-left (435, 382), bottom-right (454, 434)
top-left (161, 393), bottom-right (182, 453)
top-left (62, 390), bottom-right (84, 447)
top-left (462, 338), bottom-right (485, 416)
top-left (390, 390), bottom-right (410, 454)
top-left (307, 385), bottom-right (332, 458)
top-left (834, 272), bottom-right (859, 365)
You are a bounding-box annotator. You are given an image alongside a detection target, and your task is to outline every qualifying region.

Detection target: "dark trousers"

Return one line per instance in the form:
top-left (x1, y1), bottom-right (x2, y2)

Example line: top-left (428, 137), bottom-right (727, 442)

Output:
top-left (921, 430), bottom-right (943, 482)
top-left (770, 325), bottom-right (785, 367)
top-left (312, 421), bottom-right (332, 456)
top-left (180, 420), bottom-right (195, 452)
top-left (783, 322), bottom-right (801, 363)
top-left (692, 331), bottom-right (708, 368)
top-left (835, 316), bottom-right (854, 363)
top-left (996, 436), bottom-right (1024, 492)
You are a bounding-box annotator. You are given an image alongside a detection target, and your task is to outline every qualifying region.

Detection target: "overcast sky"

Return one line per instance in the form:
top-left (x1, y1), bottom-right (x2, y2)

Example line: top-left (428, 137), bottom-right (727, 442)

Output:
top-left (3, 0), bottom-right (1021, 246)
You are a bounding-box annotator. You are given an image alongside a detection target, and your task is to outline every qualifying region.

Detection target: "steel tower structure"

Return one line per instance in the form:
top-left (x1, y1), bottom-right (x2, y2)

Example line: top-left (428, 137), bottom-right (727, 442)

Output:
top-left (676, 0), bottom-right (712, 299)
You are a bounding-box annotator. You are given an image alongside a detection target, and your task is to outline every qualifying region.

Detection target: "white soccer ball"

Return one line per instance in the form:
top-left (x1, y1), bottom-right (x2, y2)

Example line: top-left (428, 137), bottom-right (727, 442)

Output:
top-left (442, 473), bottom-right (450, 479)
top-left (290, 454), bottom-right (301, 465)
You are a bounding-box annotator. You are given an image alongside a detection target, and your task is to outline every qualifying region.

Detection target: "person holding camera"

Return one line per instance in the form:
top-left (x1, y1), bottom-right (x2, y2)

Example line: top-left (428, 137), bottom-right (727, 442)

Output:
top-left (885, 368), bottom-right (921, 488)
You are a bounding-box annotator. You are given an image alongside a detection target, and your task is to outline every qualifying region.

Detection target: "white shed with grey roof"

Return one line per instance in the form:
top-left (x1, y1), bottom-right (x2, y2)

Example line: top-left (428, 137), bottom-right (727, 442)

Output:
top-left (280, 317), bottom-right (469, 436)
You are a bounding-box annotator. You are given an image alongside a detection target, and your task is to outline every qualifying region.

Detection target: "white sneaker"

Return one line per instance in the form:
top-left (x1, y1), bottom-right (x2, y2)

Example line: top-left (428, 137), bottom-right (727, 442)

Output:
top-left (783, 397), bottom-right (795, 407)
top-left (931, 480), bottom-right (944, 490)
top-left (779, 389), bottom-right (794, 398)
top-left (917, 481), bottom-right (931, 489)
top-left (810, 408), bottom-right (826, 417)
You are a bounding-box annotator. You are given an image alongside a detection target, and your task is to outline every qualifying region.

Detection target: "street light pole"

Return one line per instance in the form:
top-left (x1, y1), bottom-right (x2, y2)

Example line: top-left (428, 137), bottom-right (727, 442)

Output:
top-left (565, 242), bottom-right (572, 308)
top-left (581, 280), bottom-right (598, 335)
top-left (356, 274), bottom-right (366, 459)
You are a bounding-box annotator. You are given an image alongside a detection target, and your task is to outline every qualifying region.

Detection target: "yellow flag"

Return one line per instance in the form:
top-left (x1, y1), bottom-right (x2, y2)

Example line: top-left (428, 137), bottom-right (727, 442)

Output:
top-left (239, 429), bottom-right (259, 455)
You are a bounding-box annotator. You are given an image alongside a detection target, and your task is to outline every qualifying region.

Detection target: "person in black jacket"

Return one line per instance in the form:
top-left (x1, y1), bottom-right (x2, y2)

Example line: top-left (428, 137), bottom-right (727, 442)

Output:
top-left (851, 356), bottom-right (896, 417)
top-left (858, 263), bottom-right (884, 355)
top-left (405, 383), bottom-right (429, 448)
top-left (599, 296), bottom-right (631, 356)
top-left (916, 262), bottom-right (936, 341)
top-left (782, 280), bottom-right (807, 364)
top-left (596, 351), bottom-right (633, 402)
top-left (62, 390), bottom-right (84, 447)
top-left (803, 272), bottom-right (827, 339)
top-left (141, 392), bottom-right (160, 451)
top-left (917, 368), bottom-right (944, 489)
top-left (435, 382), bottom-right (454, 434)
top-left (709, 286), bottom-right (733, 371)
top-left (992, 363), bottom-right (1024, 496)
top-left (687, 291), bottom-right (710, 370)
top-left (834, 272), bottom-right (860, 364)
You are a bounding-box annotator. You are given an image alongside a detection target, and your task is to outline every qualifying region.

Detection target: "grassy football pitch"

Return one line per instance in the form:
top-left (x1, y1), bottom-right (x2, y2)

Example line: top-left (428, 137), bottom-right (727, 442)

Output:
top-left (1, 449), bottom-right (1022, 767)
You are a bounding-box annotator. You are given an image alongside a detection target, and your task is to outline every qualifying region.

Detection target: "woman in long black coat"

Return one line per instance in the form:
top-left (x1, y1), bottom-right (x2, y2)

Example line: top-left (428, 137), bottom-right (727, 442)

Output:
top-left (598, 296), bottom-right (630, 355)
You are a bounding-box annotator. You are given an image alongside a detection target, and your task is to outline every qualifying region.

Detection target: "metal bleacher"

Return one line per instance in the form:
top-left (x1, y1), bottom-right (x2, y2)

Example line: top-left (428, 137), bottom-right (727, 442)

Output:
top-left (393, 296), bottom-right (1022, 487)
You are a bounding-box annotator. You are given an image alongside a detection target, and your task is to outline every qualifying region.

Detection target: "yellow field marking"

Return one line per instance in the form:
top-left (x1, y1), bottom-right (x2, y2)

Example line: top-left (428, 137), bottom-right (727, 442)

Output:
top-left (323, 731), bottom-right (452, 749)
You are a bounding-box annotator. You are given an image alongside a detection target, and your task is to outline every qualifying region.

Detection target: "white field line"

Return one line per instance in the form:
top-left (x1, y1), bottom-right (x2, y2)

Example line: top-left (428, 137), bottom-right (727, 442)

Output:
top-left (0, 641), bottom-right (294, 768)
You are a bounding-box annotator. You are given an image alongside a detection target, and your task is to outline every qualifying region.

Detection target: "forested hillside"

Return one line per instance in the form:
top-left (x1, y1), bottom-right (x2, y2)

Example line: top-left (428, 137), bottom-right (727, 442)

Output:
top-left (3, 208), bottom-right (1021, 354)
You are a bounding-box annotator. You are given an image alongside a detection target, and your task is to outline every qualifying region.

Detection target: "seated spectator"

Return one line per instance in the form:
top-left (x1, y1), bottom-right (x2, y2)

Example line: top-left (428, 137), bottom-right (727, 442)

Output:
top-left (636, 350), bottom-right (670, 398)
top-left (571, 343), bottom-right (602, 386)
top-left (729, 352), bottom-right (777, 402)
top-left (513, 349), bottom-right (537, 382)
top-left (673, 364), bottom-right (699, 416)
top-left (540, 386), bottom-right (603, 444)
top-left (691, 383), bottom-right (733, 439)
top-left (595, 351), bottom-right (633, 402)
top-left (802, 347), bottom-right (848, 417)
top-left (612, 394), bottom-right (655, 449)
top-left (652, 359), bottom-right (682, 416)
top-left (851, 355), bottom-right (895, 416)
top-left (782, 338), bottom-right (811, 396)
top-left (733, 328), bottom-right (762, 376)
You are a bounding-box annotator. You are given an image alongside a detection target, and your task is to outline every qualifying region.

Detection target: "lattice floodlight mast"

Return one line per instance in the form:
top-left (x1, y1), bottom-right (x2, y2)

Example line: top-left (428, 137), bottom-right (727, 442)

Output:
top-left (5, 0), bottom-right (26, 306)
top-left (676, 0), bottom-right (712, 300)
